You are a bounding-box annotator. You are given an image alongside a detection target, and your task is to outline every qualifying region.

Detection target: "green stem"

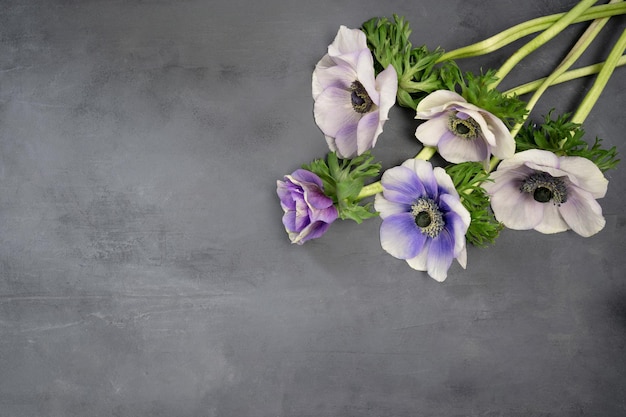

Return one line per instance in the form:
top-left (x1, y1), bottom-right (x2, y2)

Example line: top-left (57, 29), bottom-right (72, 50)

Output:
top-left (356, 146), bottom-right (437, 200)
top-left (571, 27), bottom-right (626, 124)
top-left (438, 2), bottom-right (626, 61)
top-left (504, 54), bottom-right (626, 96)
top-left (491, 0), bottom-right (598, 89)
top-left (508, 0), bottom-right (614, 139)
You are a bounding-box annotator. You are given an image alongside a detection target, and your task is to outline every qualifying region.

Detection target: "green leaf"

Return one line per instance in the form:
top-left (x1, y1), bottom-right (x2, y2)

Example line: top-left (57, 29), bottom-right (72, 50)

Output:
top-left (445, 162), bottom-right (503, 247)
top-left (515, 112), bottom-right (619, 172)
top-left (303, 151), bottom-right (382, 223)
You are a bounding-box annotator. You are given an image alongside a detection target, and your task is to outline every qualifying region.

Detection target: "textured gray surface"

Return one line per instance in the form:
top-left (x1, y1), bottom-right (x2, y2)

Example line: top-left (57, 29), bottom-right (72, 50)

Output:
top-left (1, 0), bottom-right (625, 416)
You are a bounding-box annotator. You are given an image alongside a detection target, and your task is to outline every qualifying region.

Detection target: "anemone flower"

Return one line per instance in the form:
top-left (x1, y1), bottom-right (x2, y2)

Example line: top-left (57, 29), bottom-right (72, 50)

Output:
top-left (374, 158), bottom-right (471, 281)
top-left (483, 149), bottom-right (608, 237)
top-left (414, 90), bottom-right (515, 169)
top-left (277, 169), bottom-right (338, 245)
top-left (312, 26), bottom-right (397, 159)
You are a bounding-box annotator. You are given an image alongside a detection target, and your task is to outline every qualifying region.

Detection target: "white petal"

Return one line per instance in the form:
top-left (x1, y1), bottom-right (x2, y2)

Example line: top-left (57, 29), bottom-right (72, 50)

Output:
top-left (533, 204), bottom-right (570, 234)
top-left (415, 116), bottom-right (449, 146)
top-left (437, 133), bottom-right (488, 164)
top-left (313, 64), bottom-right (356, 95)
top-left (375, 64), bottom-right (398, 119)
top-left (328, 26), bottom-right (368, 57)
top-left (433, 166), bottom-right (460, 198)
top-left (406, 240), bottom-right (430, 272)
top-left (489, 182), bottom-right (545, 230)
top-left (313, 87), bottom-right (360, 137)
top-left (354, 50), bottom-right (378, 104)
top-left (374, 193), bottom-right (407, 219)
top-left (558, 156), bottom-right (608, 198)
top-left (481, 111), bottom-right (515, 159)
top-left (558, 186), bottom-right (606, 237)
top-left (416, 90), bottom-right (466, 116)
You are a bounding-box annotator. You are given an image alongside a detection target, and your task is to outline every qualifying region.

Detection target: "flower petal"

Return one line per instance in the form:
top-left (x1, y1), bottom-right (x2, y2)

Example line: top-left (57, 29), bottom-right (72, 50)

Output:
top-left (381, 165), bottom-right (425, 205)
top-left (356, 110), bottom-right (380, 154)
top-left (380, 213), bottom-right (426, 259)
top-left (437, 131), bottom-right (489, 164)
top-left (415, 116), bottom-right (449, 147)
top-left (558, 156), bottom-right (608, 198)
top-left (426, 228), bottom-right (455, 282)
top-left (558, 186), bottom-right (606, 237)
top-left (533, 203), bottom-right (569, 234)
top-left (433, 167), bottom-right (460, 199)
top-left (481, 111), bottom-right (515, 159)
top-left (416, 90), bottom-right (466, 117)
top-left (313, 87), bottom-right (360, 138)
top-left (290, 169), bottom-right (323, 189)
top-left (402, 159), bottom-right (438, 198)
top-left (374, 193), bottom-right (408, 219)
top-left (375, 64), bottom-right (398, 121)
top-left (313, 64), bottom-right (357, 95)
top-left (406, 240), bottom-right (430, 271)
top-left (489, 180), bottom-right (545, 230)
top-left (333, 121), bottom-right (359, 158)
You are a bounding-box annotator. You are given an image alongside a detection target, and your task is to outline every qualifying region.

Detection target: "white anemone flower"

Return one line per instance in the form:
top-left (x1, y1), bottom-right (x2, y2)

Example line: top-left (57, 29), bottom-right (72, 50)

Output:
top-left (415, 90), bottom-right (515, 169)
top-left (483, 149), bottom-right (608, 237)
top-left (312, 26), bottom-right (397, 159)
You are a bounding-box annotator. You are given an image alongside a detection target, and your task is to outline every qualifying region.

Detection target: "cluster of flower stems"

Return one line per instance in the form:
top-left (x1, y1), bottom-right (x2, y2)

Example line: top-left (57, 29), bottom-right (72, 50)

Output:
top-left (357, 0), bottom-right (626, 199)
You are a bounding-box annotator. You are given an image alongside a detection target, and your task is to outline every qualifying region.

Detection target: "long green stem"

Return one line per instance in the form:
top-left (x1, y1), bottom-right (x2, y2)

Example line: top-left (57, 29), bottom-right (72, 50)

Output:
top-left (508, 0), bottom-right (614, 139)
top-left (438, 2), bottom-right (626, 61)
top-left (490, 0), bottom-right (598, 89)
top-left (571, 28), bottom-right (626, 124)
top-left (504, 54), bottom-right (626, 96)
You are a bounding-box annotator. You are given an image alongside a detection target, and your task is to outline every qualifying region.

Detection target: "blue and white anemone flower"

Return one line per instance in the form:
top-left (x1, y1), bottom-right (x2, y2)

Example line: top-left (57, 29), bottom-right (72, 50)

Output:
top-left (374, 159), bottom-right (471, 282)
top-left (312, 26), bottom-right (397, 159)
top-left (483, 149), bottom-right (608, 237)
top-left (415, 90), bottom-right (515, 169)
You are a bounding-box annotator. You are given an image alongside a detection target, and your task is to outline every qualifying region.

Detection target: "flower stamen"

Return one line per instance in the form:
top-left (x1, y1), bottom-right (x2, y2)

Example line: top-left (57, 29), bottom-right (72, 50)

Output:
top-left (520, 171), bottom-right (568, 205)
top-left (411, 197), bottom-right (445, 238)
top-left (350, 81), bottom-right (373, 113)
top-left (448, 112), bottom-right (481, 139)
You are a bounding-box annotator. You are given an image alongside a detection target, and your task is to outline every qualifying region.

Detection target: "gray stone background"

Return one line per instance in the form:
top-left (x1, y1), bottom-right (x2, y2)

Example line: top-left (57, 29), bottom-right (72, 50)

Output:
top-left (1, 0), bottom-right (625, 416)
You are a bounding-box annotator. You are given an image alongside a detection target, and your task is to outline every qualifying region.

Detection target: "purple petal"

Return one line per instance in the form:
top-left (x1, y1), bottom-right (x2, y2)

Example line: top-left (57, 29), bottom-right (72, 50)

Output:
top-left (380, 213), bottom-right (426, 260)
top-left (402, 159), bottom-right (438, 198)
top-left (290, 221), bottom-right (331, 245)
top-left (309, 204), bottom-right (338, 224)
top-left (291, 169), bottom-right (323, 189)
top-left (558, 186), bottom-right (606, 237)
top-left (426, 228), bottom-right (455, 282)
top-left (381, 165), bottom-right (425, 205)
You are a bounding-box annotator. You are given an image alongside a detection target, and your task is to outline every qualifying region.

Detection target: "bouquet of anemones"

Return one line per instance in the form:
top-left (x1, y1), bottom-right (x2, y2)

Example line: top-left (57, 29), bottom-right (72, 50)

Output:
top-left (276, 0), bottom-right (624, 281)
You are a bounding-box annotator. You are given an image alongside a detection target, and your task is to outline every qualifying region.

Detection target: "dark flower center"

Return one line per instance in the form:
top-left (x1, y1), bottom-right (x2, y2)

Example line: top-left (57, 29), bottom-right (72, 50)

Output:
top-left (520, 171), bottom-right (568, 205)
top-left (448, 112), bottom-right (481, 139)
top-left (350, 81), bottom-right (373, 113)
top-left (411, 197), bottom-right (445, 238)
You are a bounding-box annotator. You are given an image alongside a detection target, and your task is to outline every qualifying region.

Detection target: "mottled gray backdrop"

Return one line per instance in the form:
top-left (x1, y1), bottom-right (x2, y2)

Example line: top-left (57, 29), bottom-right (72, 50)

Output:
top-left (1, 0), bottom-right (625, 416)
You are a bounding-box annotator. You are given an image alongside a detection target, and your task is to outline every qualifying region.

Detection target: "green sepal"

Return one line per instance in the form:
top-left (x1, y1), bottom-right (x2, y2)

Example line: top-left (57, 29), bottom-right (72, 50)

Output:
top-left (445, 162), bottom-right (503, 247)
top-left (361, 15), bottom-right (461, 109)
top-left (303, 151), bottom-right (382, 224)
top-left (458, 70), bottom-right (528, 129)
top-left (515, 111), bottom-right (619, 172)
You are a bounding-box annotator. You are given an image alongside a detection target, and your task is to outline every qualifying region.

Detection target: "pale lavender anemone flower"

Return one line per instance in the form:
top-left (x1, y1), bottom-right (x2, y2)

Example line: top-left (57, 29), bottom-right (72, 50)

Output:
top-left (312, 26), bottom-right (397, 159)
top-left (415, 90), bottom-right (515, 169)
top-left (277, 169), bottom-right (338, 245)
top-left (483, 149), bottom-right (608, 237)
top-left (374, 159), bottom-right (471, 281)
